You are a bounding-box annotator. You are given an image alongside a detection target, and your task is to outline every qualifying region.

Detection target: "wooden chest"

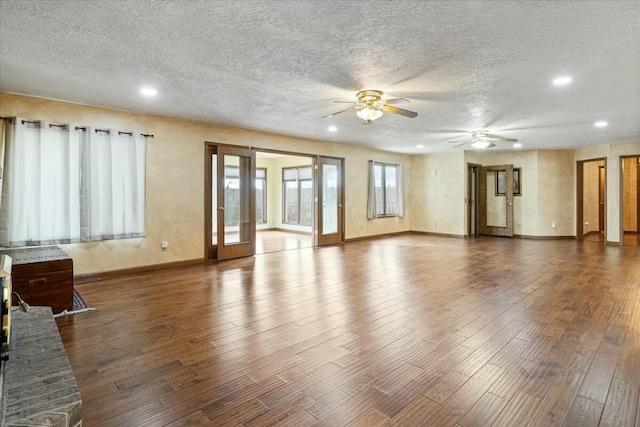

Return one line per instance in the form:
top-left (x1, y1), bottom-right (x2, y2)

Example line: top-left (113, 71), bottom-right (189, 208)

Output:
top-left (0, 247), bottom-right (73, 313)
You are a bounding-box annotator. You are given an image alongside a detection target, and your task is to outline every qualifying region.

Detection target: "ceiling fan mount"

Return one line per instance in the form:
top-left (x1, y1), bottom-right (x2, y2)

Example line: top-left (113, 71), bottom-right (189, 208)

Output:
top-left (322, 89), bottom-right (418, 124)
top-left (356, 90), bottom-right (383, 106)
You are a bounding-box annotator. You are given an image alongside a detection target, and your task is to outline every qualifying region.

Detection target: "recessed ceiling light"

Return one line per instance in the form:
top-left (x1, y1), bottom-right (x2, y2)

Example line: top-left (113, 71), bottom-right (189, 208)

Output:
top-left (594, 121), bottom-right (608, 128)
top-left (552, 76), bottom-right (572, 86)
top-left (416, 144), bottom-right (424, 148)
top-left (140, 87), bottom-right (158, 97)
top-left (328, 126), bottom-right (337, 132)
top-left (513, 143), bottom-right (522, 148)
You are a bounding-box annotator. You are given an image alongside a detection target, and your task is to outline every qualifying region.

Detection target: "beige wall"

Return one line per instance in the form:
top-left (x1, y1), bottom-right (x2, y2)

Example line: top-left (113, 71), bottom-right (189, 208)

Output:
top-left (622, 157), bottom-right (638, 232)
top-left (0, 92), bottom-right (411, 274)
top-left (582, 160), bottom-right (604, 234)
top-left (410, 151), bottom-right (466, 235)
top-left (536, 151), bottom-right (575, 237)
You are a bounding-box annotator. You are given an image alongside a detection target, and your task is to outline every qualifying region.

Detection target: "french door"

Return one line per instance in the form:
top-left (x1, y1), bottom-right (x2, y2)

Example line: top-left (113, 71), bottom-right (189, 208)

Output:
top-left (206, 144), bottom-right (256, 261)
top-left (479, 164), bottom-right (514, 237)
top-left (206, 145), bottom-right (344, 260)
top-left (316, 156), bottom-right (344, 246)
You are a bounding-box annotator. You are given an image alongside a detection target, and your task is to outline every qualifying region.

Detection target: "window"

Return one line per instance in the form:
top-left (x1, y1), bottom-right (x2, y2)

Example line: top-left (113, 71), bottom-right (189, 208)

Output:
top-left (283, 166), bottom-right (313, 226)
top-left (0, 118), bottom-right (147, 247)
top-left (374, 163), bottom-right (399, 216)
top-left (256, 168), bottom-right (267, 223)
top-left (367, 160), bottom-right (404, 219)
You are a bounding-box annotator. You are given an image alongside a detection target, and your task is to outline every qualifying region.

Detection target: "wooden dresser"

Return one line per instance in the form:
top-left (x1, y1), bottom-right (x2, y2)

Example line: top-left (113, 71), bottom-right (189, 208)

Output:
top-left (0, 247), bottom-right (73, 313)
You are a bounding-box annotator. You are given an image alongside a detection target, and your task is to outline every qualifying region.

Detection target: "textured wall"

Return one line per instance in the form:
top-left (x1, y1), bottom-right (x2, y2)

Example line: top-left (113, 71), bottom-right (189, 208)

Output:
top-left (536, 151), bottom-right (575, 236)
top-left (0, 92), bottom-right (410, 274)
top-left (409, 151), bottom-right (466, 235)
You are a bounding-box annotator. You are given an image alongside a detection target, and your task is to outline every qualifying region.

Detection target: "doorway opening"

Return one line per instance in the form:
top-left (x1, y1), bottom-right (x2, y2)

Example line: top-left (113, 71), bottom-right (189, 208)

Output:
top-left (255, 151), bottom-right (314, 255)
top-left (205, 143), bottom-right (345, 261)
top-left (576, 158), bottom-right (606, 243)
top-left (621, 155), bottom-right (640, 247)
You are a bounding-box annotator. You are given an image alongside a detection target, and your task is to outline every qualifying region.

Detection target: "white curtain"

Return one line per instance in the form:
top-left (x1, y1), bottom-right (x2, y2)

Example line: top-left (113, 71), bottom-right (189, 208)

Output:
top-left (0, 118), bottom-right (81, 247)
top-left (367, 160), bottom-right (377, 219)
top-left (397, 163), bottom-right (405, 218)
top-left (80, 128), bottom-right (146, 241)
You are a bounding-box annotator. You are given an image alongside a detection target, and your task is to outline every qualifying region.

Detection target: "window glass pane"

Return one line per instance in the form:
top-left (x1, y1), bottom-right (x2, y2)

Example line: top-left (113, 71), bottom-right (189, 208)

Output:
top-left (385, 166), bottom-right (398, 215)
top-left (283, 168), bottom-right (297, 181)
top-left (322, 164), bottom-right (338, 234)
top-left (256, 168), bottom-right (266, 179)
top-left (374, 165), bottom-right (384, 215)
top-left (284, 181), bottom-right (299, 223)
top-left (298, 166), bottom-right (313, 180)
top-left (225, 166), bottom-right (239, 178)
top-left (300, 180), bottom-right (313, 225)
top-left (256, 179), bottom-right (265, 223)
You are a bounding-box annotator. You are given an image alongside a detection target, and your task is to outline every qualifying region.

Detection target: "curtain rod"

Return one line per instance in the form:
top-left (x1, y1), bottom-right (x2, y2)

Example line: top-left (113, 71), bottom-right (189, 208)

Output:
top-left (2, 117), bottom-right (154, 137)
top-left (72, 126), bottom-right (153, 138)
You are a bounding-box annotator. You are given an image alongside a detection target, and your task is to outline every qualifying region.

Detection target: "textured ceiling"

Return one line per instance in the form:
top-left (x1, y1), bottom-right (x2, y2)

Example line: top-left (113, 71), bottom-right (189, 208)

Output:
top-left (1, 0), bottom-right (639, 154)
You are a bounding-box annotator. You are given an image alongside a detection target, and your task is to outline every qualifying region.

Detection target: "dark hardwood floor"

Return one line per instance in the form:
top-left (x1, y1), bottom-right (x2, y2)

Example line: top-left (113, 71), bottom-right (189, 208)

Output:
top-left (56, 235), bottom-right (640, 426)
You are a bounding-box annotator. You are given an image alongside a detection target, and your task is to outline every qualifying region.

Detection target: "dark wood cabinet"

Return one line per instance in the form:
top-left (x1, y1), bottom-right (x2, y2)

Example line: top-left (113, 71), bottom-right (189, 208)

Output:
top-left (0, 247), bottom-right (73, 313)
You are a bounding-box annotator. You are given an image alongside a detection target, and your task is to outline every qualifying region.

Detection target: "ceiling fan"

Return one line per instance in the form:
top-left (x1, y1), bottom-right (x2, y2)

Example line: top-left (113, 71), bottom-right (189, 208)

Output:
top-left (322, 90), bottom-right (418, 124)
top-left (449, 130), bottom-right (519, 149)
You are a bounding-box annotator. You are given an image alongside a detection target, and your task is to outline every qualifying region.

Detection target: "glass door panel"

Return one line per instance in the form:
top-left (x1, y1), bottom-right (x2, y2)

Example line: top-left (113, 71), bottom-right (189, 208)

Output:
top-left (217, 146), bottom-right (255, 260)
top-left (317, 156), bottom-right (343, 245)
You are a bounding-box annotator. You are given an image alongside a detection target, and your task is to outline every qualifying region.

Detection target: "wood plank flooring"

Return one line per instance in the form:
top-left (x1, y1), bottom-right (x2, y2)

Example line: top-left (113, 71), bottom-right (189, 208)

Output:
top-left (55, 235), bottom-right (640, 426)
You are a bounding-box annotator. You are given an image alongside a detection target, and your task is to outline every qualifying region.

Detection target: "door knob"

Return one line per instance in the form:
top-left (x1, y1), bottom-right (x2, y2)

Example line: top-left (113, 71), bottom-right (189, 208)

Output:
top-left (338, 204), bottom-right (343, 208)
top-left (219, 207), bottom-right (225, 210)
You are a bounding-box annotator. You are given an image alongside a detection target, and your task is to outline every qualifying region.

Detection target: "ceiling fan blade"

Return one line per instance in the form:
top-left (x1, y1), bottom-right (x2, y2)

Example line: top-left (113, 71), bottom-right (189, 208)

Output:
top-left (454, 142), bottom-right (467, 148)
top-left (333, 100), bottom-right (359, 104)
top-left (321, 106), bottom-right (356, 119)
top-left (447, 139), bottom-right (468, 144)
top-left (383, 98), bottom-right (410, 105)
top-left (484, 133), bottom-right (518, 142)
top-left (382, 104), bottom-right (418, 118)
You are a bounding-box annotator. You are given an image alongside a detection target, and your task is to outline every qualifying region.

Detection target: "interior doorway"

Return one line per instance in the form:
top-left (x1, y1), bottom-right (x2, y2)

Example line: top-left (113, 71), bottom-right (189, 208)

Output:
top-left (621, 155), bottom-right (640, 246)
top-left (478, 164), bottom-right (514, 237)
top-left (576, 158), bottom-right (606, 243)
top-left (205, 143), bottom-right (345, 261)
top-left (255, 151), bottom-right (314, 255)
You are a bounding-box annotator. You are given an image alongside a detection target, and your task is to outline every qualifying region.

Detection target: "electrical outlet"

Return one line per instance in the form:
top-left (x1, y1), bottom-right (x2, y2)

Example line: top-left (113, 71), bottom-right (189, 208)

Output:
top-left (551, 222), bottom-right (556, 229)
top-left (161, 241), bottom-right (169, 251)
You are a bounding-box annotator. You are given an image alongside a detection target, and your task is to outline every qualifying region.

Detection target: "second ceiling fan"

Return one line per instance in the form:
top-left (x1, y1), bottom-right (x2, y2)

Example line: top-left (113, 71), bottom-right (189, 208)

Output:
top-left (322, 90), bottom-right (418, 124)
top-left (449, 130), bottom-right (519, 149)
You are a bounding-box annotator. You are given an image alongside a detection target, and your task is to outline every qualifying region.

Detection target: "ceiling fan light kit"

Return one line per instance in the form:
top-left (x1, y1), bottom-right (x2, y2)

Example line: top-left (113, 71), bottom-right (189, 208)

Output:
top-left (471, 140), bottom-right (495, 149)
top-left (324, 89), bottom-right (417, 124)
top-left (356, 107), bottom-right (383, 123)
